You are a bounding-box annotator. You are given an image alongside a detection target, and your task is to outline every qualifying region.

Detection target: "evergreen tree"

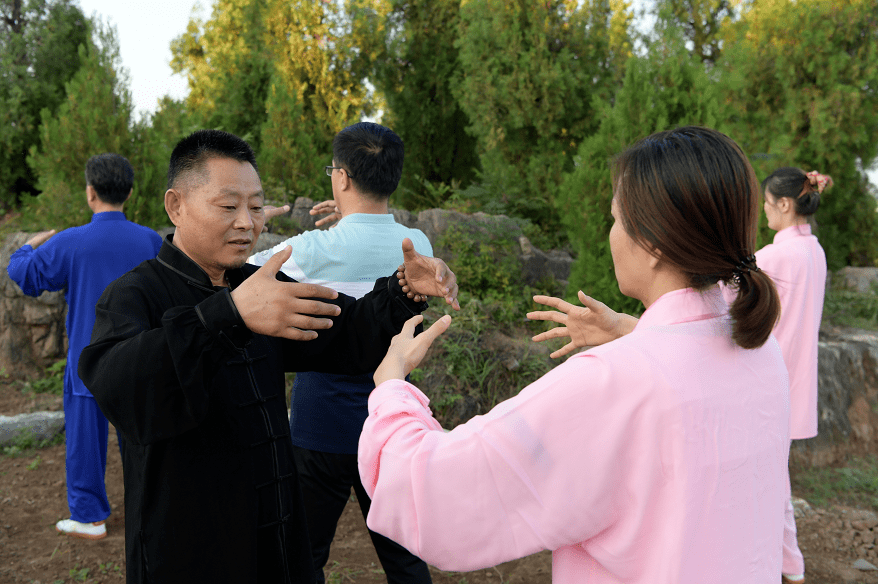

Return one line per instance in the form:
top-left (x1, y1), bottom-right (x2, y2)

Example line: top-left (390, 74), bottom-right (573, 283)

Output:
top-left (127, 97), bottom-right (196, 228)
top-left (22, 23), bottom-right (133, 229)
top-left (371, 0), bottom-right (480, 209)
top-left (721, 0), bottom-right (878, 269)
top-left (453, 0), bottom-right (617, 236)
top-left (0, 0), bottom-right (89, 207)
top-left (170, 0), bottom-right (272, 149)
top-left (258, 67), bottom-right (331, 202)
top-left (557, 30), bottom-right (721, 314)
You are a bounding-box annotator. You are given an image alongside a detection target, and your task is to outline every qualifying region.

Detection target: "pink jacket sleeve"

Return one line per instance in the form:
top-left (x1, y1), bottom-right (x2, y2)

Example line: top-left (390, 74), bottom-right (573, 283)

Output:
top-left (358, 354), bottom-right (639, 572)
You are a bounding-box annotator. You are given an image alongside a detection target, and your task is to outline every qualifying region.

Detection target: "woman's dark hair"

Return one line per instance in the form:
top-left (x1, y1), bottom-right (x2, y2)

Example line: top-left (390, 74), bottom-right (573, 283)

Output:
top-left (761, 167), bottom-right (820, 216)
top-left (613, 126), bottom-right (780, 349)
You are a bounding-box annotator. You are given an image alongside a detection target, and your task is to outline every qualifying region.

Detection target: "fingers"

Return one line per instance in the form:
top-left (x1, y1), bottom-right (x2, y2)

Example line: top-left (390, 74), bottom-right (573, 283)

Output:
top-left (287, 282), bottom-right (339, 301)
top-left (423, 314), bottom-right (452, 342)
top-left (531, 326), bottom-right (570, 343)
top-left (259, 246), bottom-right (293, 274)
top-left (277, 328), bottom-right (319, 341)
top-left (526, 309), bottom-right (567, 324)
top-left (577, 291), bottom-right (605, 312)
top-left (314, 216), bottom-right (336, 227)
top-left (532, 295), bottom-right (574, 313)
top-left (309, 200), bottom-right (336, 214)
top-left (263, 204), bottom-right (290, 221)
top-left (549, 342), bottom-right (577, 359)
top-left (401, 237), bottom-right (416, 259)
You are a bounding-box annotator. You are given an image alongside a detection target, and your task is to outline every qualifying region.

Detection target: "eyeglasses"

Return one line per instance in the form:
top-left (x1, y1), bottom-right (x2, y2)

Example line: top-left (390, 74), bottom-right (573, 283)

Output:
top-left (325, 166), bottom-right (354, 178)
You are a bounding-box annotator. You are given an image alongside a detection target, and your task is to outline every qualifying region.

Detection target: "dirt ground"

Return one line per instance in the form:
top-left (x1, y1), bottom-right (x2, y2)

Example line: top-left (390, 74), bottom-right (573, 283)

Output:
top-left (1, 384), bottom-right (877, 584)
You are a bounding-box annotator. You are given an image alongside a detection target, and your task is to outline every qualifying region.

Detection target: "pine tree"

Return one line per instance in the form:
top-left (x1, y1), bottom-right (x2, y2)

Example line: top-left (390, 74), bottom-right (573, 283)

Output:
top-left (557, 29), bottom-right (721, 314)
top-left (22, 24), bottom-right (133, 229)
top-left (720, 0), bottom-right (878, 268)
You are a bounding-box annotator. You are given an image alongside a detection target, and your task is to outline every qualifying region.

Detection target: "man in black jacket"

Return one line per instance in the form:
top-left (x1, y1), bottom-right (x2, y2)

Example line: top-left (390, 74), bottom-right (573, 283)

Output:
top-left (79, 129), bottom-right (458, 584)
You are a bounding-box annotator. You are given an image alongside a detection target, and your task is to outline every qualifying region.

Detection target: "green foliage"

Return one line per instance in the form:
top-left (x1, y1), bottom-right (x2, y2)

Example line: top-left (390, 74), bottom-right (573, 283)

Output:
top-left (557, 32), bottom-right (720, 315)
top-left (2, 427), bottom-right (64, 457)
top-left (822, 285), bottom-right (878, 331)
top-left (0, 0), bottom-right (89, 209)
top-left (20, 358), bottom-right (65, 395)
top-left (21, 23), bottom-right (133, 230)
top-left (792, 454), bottom-right (878, 510)
top-left (721, 0), bottom-right (878, 269)
top-left (453, 0), bottom-right (616, 234)
top-left (127, 97), bottom-right (195, 228)
top-left (438, 224), bottom-right (520, 300)
top-left (258, 68), bottom-right (331, 200)
top-left (373, 0), bottom-right (480, 209)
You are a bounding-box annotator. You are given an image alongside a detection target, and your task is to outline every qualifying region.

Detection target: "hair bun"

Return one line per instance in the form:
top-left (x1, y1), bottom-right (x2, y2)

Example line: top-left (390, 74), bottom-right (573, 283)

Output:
top-left (805, 170), bottom-right (833, 194)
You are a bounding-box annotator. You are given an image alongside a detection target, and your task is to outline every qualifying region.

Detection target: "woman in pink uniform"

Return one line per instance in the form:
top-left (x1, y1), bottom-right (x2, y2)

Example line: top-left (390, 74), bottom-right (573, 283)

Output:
top-left (758, 167), bottom-right (830, 584)
top-left (358, 126), bottom-right (790, 583)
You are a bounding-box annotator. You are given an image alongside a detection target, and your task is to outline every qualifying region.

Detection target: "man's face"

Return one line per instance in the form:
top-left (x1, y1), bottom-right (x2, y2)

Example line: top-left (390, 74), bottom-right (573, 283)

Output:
top-left (169, 156), bottom-right (264, 284)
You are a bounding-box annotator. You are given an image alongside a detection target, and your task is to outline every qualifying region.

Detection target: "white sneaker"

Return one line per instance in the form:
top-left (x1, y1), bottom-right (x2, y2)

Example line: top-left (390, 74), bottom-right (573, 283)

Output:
top-left (55, 518), bottom-right (107, 540)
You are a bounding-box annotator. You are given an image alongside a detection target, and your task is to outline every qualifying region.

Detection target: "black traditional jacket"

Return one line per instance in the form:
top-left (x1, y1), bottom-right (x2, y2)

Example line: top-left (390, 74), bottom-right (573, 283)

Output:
top-left (79, 238), bottom-right (426, 584)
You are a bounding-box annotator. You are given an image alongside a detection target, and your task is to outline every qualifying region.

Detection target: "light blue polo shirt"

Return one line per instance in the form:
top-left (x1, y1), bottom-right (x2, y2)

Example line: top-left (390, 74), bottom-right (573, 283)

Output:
top-left (249, 213), bottom-right (432, 453)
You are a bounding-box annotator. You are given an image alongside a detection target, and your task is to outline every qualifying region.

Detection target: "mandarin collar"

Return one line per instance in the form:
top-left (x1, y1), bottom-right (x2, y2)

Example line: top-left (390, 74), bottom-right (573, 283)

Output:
top-left (90, 211), bottom-right (126, 223)
top-left (634, 286), bottom-right (726, 331)
top-left (772, 223), bottom-right (812, 245)
top-left (156, 234), bottom-right (246, 291)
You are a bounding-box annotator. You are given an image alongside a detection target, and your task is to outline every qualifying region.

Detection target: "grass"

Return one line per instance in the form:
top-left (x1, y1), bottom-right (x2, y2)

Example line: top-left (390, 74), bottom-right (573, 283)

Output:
top-left (792, 454), bottom-right (878, 511)
top-left (2, 428), bottom-right (65, 457)
top-left (822, 283), bottom-right (878, 331)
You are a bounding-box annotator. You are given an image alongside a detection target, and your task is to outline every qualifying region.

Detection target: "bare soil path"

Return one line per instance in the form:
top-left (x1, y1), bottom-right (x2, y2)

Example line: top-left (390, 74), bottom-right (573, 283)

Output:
top-left (1, 383), bottom-right (876, 583)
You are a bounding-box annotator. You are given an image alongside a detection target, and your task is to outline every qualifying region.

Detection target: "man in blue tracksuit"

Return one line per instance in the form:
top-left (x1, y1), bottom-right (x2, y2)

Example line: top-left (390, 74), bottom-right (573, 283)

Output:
top-left (250, 122), bottom-right (434, 583)
top-left (7, 153), bottom-right (162, 540)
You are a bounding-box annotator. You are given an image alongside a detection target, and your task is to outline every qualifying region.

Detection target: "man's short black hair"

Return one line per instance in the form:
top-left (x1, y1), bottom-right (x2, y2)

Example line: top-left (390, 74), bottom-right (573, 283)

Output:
top-left (332, 123), bottom-right (404, 199)
top-left (85, 153), bottom-right (134, 205)
top-left (167, 129), bottom-right (259, 190)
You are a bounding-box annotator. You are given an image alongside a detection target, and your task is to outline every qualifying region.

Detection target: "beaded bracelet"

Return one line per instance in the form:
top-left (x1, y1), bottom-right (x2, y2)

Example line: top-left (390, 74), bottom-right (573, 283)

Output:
top-left (397, 264), bottom-right (427, 303)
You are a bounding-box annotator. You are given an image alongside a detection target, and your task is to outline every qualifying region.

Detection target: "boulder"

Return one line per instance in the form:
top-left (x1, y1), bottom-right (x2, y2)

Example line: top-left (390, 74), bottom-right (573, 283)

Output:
top-left (1, 232), bottom-right (68, 378)
top-left (791, 330), bottom-right (878, 465)
top-left (836, 267), bottom-right (878, 294)
top-left (0, 411), bottom-right (65, 447)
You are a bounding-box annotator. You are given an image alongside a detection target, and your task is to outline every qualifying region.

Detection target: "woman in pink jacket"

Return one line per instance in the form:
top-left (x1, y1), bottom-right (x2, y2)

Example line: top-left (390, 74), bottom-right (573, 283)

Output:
top-left (758, 167), bottom-right (830, 584)
top-left (358, 126), bottom-right (790, 583)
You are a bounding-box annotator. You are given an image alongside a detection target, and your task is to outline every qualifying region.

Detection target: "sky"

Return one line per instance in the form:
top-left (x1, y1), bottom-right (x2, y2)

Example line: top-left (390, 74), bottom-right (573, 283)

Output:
top-left (76, 0), bottom-right (877, 187)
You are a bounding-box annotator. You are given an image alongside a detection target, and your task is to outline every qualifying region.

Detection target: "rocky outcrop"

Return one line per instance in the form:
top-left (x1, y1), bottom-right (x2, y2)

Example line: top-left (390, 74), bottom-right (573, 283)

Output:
top-left (835, 267), bottom-right (878, 294)
top-left (0, 233), bottom-right (67, 378)
top-left (792, 330), bottom-right (878, 465)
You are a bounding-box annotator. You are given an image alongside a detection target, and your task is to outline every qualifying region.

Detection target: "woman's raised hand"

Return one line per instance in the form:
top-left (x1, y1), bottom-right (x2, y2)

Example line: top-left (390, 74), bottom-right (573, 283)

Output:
top-left (527, 291), bottom-right (637, 358)
top-left (374, 315), bottom-right (453, 386)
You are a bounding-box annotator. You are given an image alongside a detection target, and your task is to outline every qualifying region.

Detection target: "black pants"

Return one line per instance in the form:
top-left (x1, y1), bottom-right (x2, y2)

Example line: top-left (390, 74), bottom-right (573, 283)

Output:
top-left (291, 445), bottom-right (433, 584)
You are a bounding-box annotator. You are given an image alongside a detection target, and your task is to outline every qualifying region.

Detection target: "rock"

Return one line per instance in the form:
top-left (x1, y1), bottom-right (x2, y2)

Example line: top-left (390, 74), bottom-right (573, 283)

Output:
top-left (251, 233), bottom-right (287, 255)
top-left (852, 513), bottom-right (878, 530)
top-left (0, 412), bottom-right (65, 447)
top-left (836, 267), bottom-right (878, 294)
top-left (1, 232), bottom-right (68, 378)
top-left (791, 332), bottom-right (878, 466)
top-left (853, 558), bottom-right (878, 571)
top-left (791, 497), bottom-right (813, 519)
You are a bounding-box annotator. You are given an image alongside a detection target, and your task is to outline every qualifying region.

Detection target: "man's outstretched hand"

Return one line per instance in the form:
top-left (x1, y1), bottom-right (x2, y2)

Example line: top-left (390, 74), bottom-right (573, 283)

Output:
top-left (230, 246), bottom-right (342, 340)
top-left (398, 238), bottom-right (460, 310)
top-left (309, 199), bottom-right (341, 228)
top-left (261, 204), bottom-right (291, 232)
top-left (26, 229), bottom-right (56, 249)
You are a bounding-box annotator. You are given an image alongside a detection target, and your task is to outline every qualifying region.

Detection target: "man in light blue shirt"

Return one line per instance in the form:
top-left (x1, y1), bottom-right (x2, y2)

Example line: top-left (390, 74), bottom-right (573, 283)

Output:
top-left (250, 123), bottom-right (433, 583)
top-left (8, 153), bottom-right (162, 540)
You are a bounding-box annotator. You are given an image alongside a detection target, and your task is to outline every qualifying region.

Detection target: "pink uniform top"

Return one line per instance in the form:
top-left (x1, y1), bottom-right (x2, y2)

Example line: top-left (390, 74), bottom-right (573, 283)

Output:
top-left (359, 287), bottom-right (790, 583)
top-left (756, 224), bottom-right (826, 439)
